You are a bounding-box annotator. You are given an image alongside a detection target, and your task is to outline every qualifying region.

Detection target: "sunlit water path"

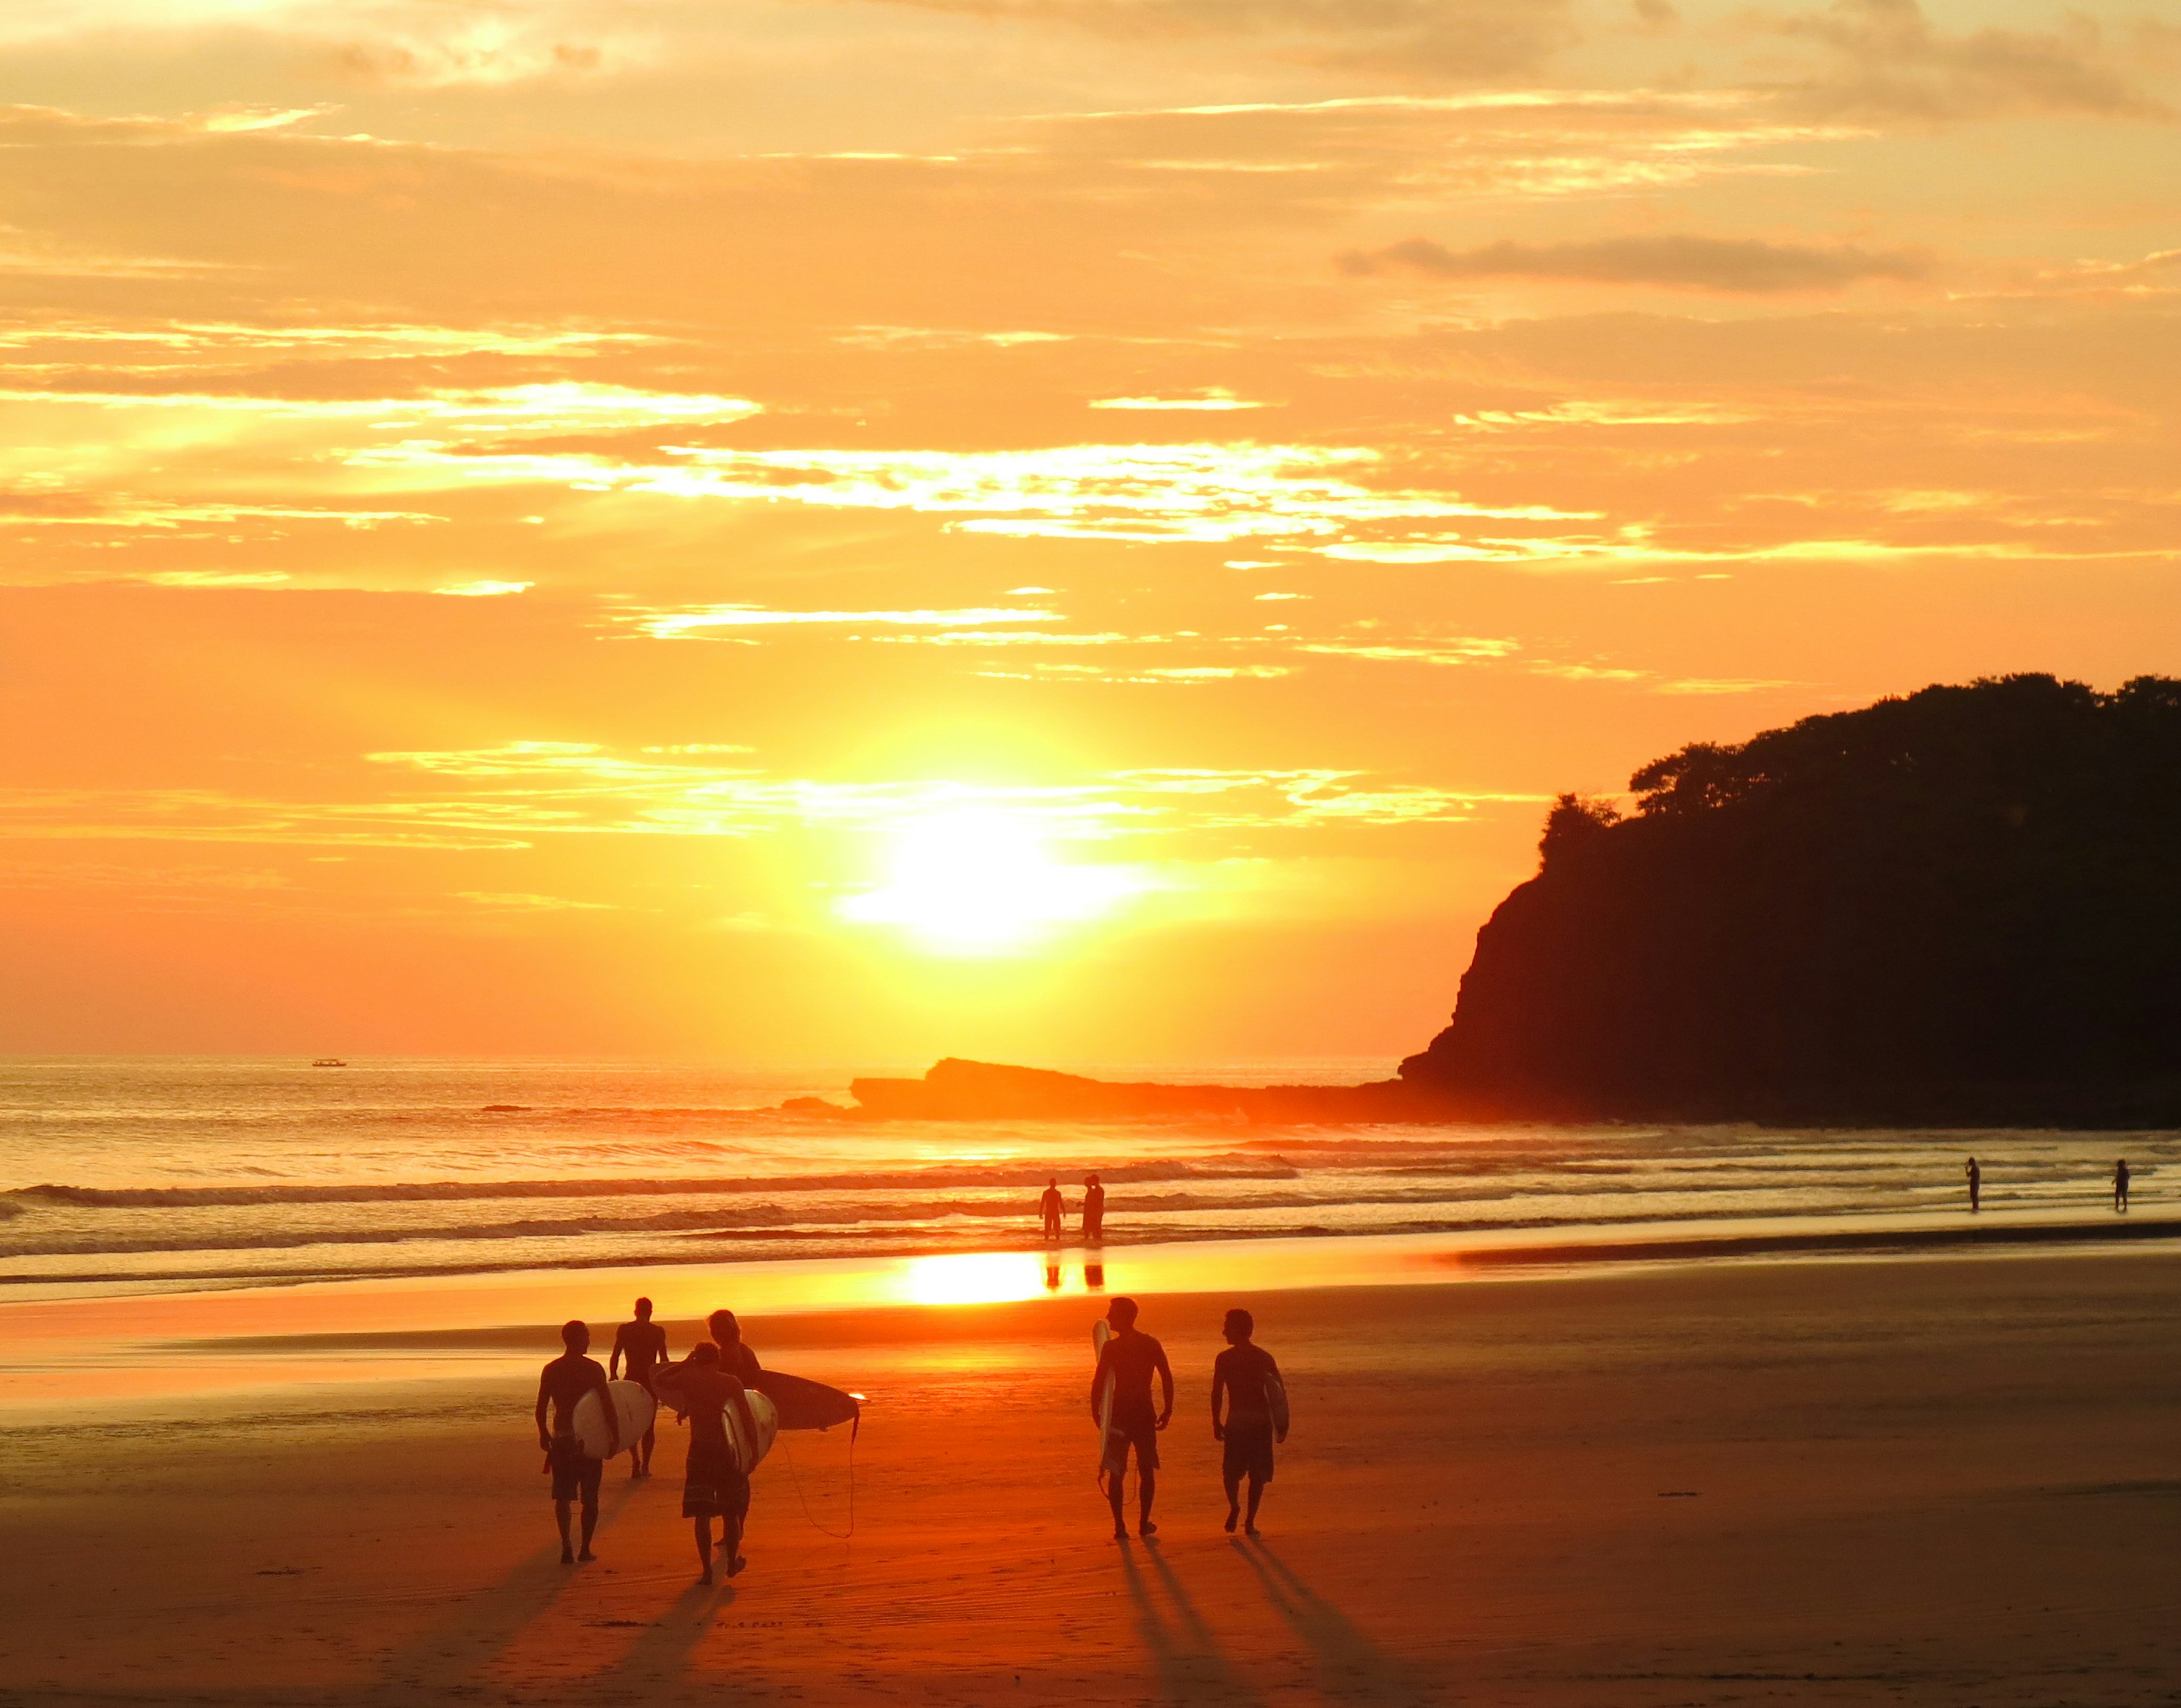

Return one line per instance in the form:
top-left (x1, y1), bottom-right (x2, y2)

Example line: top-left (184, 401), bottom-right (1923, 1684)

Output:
top-left (2, 1058), bottom-right (2170, 1298)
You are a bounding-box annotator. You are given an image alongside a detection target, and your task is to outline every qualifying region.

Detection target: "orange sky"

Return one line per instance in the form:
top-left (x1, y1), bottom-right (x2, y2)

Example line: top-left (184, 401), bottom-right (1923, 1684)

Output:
top-left (3, 0), bottom-right (2178, 1063)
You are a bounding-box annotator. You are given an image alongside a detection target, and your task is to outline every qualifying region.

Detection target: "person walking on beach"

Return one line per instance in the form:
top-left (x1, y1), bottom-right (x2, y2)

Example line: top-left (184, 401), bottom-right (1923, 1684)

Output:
top-left (651, 1342), bottom-right (760, 1585)
top-left (1965, 1157), bottom-right (1981, 1213)
top-left (704, 1308), bottom-right (763, 1384)
top-left (1211, 1307), bottom-right (1285, 1536)
top-left (1082, 1173), bottom-right (1105, 1243)
top-left (609, 1296), bottom-right (669, 1479)
top-left (1040, 1177), bottom-right (1065, 1241)
top-left (2115, 1157), bottom-right (2131, 1213)
top-left (535, 1320), bottom-right (619, 1565)
top-left (1090, 1296), bottom-right (1172, 1541)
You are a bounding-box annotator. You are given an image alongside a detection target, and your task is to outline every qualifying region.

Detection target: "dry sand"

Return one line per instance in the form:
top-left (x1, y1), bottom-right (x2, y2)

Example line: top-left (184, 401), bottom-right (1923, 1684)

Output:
top-left (5, 1250), bottom-right (2181, 1707)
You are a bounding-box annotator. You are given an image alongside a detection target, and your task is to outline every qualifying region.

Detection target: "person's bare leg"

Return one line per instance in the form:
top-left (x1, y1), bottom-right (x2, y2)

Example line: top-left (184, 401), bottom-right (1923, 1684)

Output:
top-left (1138, 1468), bottom-right (1158, 1537)
top-left (1222, 1472), bottom-right (1241, 1533)
top-left (578, 1497), bottom-right (599, 1562)
top-left (725, 1509), bottom-right (746, 1577)
top-left (554, 1500), bottom-right (575, 1564)
top-left (628, 1447), bottom-right (642, 1480)
top-left (641, 1423), bottom-right (655, 1476)
top-left (1106, 1469), bottom-right (1127, 1540)
top-left (1244, 1473), bottom-right (1267, 1534)
top-left (695, 1516), bottom-right (714, 1585)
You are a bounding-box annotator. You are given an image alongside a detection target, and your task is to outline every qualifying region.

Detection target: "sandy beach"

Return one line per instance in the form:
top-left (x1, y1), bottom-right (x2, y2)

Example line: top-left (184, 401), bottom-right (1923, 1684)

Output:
top-left (5, 1246), bottom-right (2180, 1707)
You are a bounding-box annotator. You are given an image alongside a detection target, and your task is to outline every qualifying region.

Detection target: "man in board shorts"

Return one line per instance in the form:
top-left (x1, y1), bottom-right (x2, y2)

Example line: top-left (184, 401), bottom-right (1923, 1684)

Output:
top-left (1211, 1307), bottom-right (1285, 1535)
top-left (1089, 1296), bottom-right (1172, 1540)
top-left (534, 1320), bottom-right (618, 1564)
top-left (653, 1342), bottom-right (759, 1584)
top-left (609, 1296), bottom-right (669, 1479)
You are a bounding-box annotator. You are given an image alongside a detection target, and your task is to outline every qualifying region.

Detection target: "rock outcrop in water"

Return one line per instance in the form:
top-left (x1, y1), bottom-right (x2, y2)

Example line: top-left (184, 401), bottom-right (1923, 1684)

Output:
top-left (847, 1058), bottom-right (1435, 1123)
top-left (1401, 673), bottom-right (2181, 1123)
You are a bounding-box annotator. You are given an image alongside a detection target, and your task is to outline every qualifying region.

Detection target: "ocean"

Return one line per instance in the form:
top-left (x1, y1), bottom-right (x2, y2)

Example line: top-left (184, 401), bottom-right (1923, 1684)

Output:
top-left (1, 1058), bottom-right (2168, 1300)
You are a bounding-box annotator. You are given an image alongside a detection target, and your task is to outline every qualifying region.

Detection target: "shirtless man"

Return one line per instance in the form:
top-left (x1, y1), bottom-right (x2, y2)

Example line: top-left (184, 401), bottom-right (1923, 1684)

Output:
top-left (534, 1320), bottom-right (618, 1564)
top-left (609, 1297), bottom-right (669, 1479)
top-left (1089, 1296), bottom-right (1173, 1541)
top-left (1211, 1307), bottom-right (1285, 1535)
top-left (704, 1308), bottom-right (763, 1385)
top-left (652, 1343), bottom-right (762, 1585)
top-left (1039, 1178), bottom-right (1064, 1241)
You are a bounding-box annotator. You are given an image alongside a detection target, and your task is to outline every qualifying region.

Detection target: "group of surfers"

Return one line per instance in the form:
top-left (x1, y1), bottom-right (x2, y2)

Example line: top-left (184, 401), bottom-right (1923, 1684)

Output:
top-left (534, 1300), bottom-right (759, 1585)
top-left (1039, 1173), bottom-right (1105, 1241)
top-left (534, 1293), bottom-right (1291, 1585)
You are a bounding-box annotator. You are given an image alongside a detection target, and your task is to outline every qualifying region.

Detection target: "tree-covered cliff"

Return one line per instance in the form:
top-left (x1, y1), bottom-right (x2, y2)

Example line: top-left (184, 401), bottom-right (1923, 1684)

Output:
top-left (1400, 675), bottom-right (2181, 1121)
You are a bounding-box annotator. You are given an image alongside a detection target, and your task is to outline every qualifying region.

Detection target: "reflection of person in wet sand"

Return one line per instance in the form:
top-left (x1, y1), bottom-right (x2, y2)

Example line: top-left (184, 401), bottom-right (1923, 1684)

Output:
top-left (534, 1320), bottom-right (617, 1565)
top-left (1211, 1307), bottom-right (1284, 1535)
top-left (608, 1296), bottom-right (668, 1479)
top-left (1040, 1177), bottom-right (1064, 1240)
top-left (1965, 1157), bottom-right (1981, 1213)
top-left (1082, 1173), bottom-right (1105, 1242)
top-left (2115, 1157), bottom-right (2130, 1212)
top-left (1091, 1296), bottom-right (1173, 1542)
top-left (651, 1342), bottom-right (759, 1585)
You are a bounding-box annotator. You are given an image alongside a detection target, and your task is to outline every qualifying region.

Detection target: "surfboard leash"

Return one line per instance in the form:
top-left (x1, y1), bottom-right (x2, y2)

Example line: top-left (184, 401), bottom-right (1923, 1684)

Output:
top-left (777, 1425), bottom-right (856, 1541)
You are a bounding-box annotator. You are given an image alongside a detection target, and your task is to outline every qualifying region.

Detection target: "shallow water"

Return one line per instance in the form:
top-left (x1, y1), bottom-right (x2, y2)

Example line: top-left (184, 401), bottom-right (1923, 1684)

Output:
top-left (1, 1057), bottom-right (2169, 1297)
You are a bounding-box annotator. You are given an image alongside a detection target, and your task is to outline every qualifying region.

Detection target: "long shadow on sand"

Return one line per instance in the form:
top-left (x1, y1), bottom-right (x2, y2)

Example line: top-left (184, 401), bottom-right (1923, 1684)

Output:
top-left (1119, 1540), bottom-right (1267, 1707)
top-left (1236, 1537), bottom-right (1442, 1705)
top-left (363, 1475), bottom-right (645, 1701)
top-left (585, 1577), bottom-right (734, 1701)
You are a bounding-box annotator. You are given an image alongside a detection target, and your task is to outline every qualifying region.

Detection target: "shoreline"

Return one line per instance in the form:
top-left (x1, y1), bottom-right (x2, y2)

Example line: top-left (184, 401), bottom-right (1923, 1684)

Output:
top-left (4, 1207), bottom-right (2176, 1416)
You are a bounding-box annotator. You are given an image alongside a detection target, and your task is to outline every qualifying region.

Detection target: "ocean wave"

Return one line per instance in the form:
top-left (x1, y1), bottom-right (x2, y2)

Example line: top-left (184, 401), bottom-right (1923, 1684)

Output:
top-left (2, 1157), bottom-right (1300, 1211)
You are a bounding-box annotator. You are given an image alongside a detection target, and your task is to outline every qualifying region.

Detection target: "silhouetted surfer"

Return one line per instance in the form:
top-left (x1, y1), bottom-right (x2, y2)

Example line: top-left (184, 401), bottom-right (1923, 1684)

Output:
top-left (705, 1308), bottom-right (763, 1384)
top-left (534, 1320), bottom-right (617, 1565)
top-left (1040, 1177), bottom-right (1064, 1240)
top-left (609, 1296), bottom-right (669, 1479)
top-left (2115, 1158), bottom-right (2131, 1212)
top-left (1082, 1173), bottom-right (1105, 1242)
top-left (1965, 1157), bottom-right (1981, 1213)
top-left (652, 1342), bottom-right (761, 1585)
top-left (1211, 1308), bottom-right (1284, 1535)
top-left (1090, 1296), bottom-right (1172, 1540)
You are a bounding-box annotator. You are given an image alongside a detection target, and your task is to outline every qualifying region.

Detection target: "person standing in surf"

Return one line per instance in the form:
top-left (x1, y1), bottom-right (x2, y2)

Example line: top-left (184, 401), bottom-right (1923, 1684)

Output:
top-left (534, 1320), bottom-right (619, 1565)
top-left (2115, 1157), bottom-right (2131, 1212)
top-left (652, 1342), bottom-right (762, 1585)
top-left (1039, 1177), bottom-right (1065, 1241)
top-left (1210, 1307), bottom-right (1285, 1535)
top-left (1089, 1296), bottom-right (1172, 1540)
top-left (1965, 1157), bottom-right (1981, 1214)
top-left (609, 1296), bottom-right (669, 1479)
top-left (1081, 1173), bottom-right (1105, 1243)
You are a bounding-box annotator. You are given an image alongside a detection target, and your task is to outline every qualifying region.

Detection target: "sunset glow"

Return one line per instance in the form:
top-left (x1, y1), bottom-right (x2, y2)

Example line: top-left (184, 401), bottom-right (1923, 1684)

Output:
top-left (1, 1), bottom-right (2175, 1061)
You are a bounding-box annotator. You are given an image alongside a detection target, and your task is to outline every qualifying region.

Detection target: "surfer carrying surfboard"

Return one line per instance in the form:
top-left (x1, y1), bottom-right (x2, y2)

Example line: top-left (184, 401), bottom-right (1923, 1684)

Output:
top-left (534, 1320), bottom-right (620, 1565)
top-left (1210, 1308), bottom-right (1286, 1535)
top-left (1089, 1297), bottom-right (1173, 1540)
top-left (652, 1342), bottom-right (763, 1585)
top-left (608, 1296), bottom-right (669, 1479)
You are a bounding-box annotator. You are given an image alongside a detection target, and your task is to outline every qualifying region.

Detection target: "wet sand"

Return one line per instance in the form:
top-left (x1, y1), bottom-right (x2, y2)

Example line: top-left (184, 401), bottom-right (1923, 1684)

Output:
top-left (5, 1250), bottom-right (2181, 1706)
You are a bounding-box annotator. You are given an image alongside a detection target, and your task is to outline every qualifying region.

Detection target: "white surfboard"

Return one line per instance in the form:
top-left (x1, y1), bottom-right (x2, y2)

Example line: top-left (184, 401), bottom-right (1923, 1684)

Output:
top-left (1264, 1372), bottom-right (1290, 1438)
top-left (1092, 1320), bottom-right (1115, 1468)
top-left (728, 1389), bottom-right (780, 1475)
top-left (572, 1379), bottom-right (657, 1460)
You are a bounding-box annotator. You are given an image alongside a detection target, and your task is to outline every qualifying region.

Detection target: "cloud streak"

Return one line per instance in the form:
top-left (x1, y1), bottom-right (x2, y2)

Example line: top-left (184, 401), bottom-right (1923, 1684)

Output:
top-left (1340, 233), bottom-right (1934, 293)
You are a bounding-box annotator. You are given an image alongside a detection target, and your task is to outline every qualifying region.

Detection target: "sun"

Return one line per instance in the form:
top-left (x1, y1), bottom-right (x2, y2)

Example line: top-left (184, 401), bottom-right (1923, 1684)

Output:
top-left (837, 809), bottom-right (1150, 955)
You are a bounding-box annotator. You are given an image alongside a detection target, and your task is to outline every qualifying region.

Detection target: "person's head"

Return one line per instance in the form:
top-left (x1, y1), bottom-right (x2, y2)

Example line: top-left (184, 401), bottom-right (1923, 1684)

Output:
top-left (1107, 1296), bottom-right (1139, 1331)
top-left (688, 1341), bottom-right (719, 1367)
top-left (707, 1308), bottom-right (741, 1349)
top-left (1048, 1176), bottom-right (1058, 1188)
top-left (1083, 1174), bottom-right (1096, 1188)
top-left (1223, 1307), bottom-right (1254, 1345)
top-left (561, 1319), bottom-right (590, 1353)
top-left (633, 1296), bottom-right (653, 1321)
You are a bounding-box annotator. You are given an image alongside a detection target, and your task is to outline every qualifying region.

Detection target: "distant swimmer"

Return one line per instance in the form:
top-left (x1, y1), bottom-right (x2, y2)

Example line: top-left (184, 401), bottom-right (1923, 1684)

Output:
top-left (1211, 1308), bottom-right (1285, 1536)
top-left (1082, 1173), bottom-right (1105, 1243)
top-left (652, 1342), bottom-right (761, 1585)
top-left (535, 1320), bottom-right (619, 1565)
top-left (1090, 1296), bottom-right (1173, 1541)
top-left (1040, 1177), bottom-right (1065, 1241)
top-left (609, 1296), bottom-right (669, 1479)
top-left (1965, 1157), bottom-right (1981, 1213)
top-left (2115, 1158), bottom-right (2131, 1213)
